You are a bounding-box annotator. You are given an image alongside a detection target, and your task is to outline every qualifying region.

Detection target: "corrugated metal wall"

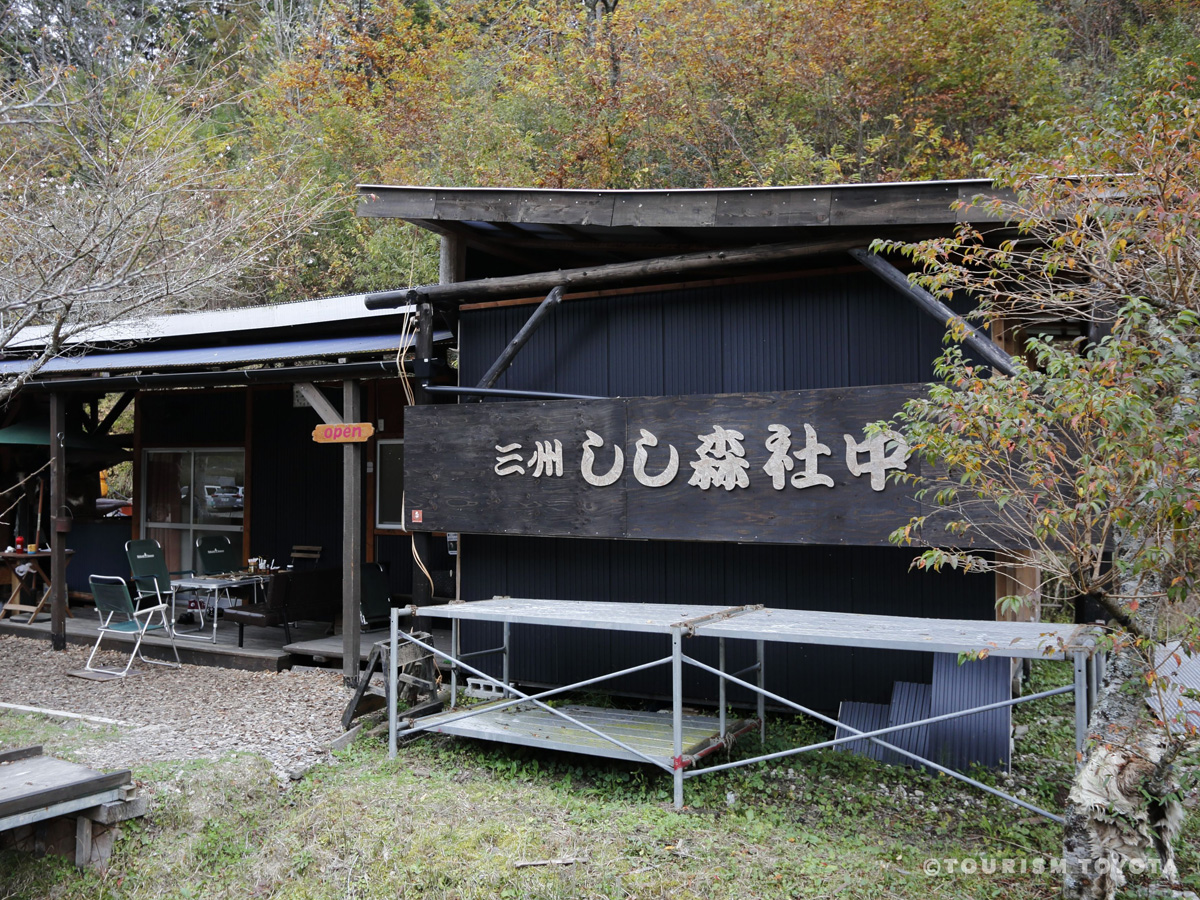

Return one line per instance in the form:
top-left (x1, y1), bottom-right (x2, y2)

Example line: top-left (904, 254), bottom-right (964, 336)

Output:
top-left (141, 390), bottom-right (245, 446)
top-left (247, 386), bottom-right (346, 569)
top-left (460, 271), bottom-right (951, 397)
top-left (452, 271), bottom-right (994, 711)
top-left (460, 538), bottom-right (992, 711)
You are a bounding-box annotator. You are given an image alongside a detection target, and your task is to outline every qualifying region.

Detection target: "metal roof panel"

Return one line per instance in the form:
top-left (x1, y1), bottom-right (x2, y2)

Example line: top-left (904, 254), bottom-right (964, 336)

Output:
top-left (0, 332), bottom-right (450, 375)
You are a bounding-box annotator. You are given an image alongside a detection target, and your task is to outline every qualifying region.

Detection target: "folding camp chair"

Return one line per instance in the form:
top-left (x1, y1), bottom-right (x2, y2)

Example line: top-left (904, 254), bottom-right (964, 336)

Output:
top-left (125, 539), bottom-right (194, 630)
top-left (196, 534), bottom-right (239, 576)
top-left (85, 575), bottom-right (181, 676)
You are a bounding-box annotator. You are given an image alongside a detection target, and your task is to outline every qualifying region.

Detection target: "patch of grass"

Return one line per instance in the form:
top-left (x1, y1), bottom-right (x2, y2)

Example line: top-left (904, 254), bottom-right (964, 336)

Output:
top-left (0, 709), bottom-right (120, 761)
top-left (0, 660), bottom-right (1188, 899)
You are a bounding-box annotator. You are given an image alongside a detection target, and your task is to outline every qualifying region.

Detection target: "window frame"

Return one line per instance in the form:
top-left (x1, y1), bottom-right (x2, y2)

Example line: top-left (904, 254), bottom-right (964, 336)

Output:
top-left (375, 438), bottom-right (406, 530)
top-left (141, 447), bottom-right (246, 570)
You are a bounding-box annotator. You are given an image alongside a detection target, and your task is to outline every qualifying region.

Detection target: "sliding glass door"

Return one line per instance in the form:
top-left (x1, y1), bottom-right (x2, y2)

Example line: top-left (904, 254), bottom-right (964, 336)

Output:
top-left (142, 449), bottom-right (245, 572)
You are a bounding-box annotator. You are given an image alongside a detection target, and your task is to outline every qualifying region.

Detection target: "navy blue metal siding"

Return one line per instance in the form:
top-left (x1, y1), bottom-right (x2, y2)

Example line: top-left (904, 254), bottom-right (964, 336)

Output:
top-left (461, 537), bottom-right (995, 711)
top-left (248, 387), bottom-right (345, 570)
top-left (608, 294), bottom-right (665, 397)
top-left (141, 391), bottom-right (245, 446)
top-left (374, 534), bottom-right (416, 597)
top-left (456, 270), bottom-right (991, 711)
top-left (555, 301), bottom-right (611, 398)
top-left (460, 271), bottom-right (944, 396)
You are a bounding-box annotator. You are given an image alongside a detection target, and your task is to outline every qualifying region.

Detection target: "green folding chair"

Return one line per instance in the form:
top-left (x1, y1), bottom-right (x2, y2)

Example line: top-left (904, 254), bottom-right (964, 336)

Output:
top-left (126, 539), bottom-right (194, 627)
top-left (86, 575), bottom-right (181, 676)
top-left (196, 535), bottom-right (239, 576)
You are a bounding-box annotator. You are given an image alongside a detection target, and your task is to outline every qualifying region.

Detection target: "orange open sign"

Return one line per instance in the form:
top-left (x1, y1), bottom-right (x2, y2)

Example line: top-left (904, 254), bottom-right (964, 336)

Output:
top-left (312, 422), bottom-right (375, 443)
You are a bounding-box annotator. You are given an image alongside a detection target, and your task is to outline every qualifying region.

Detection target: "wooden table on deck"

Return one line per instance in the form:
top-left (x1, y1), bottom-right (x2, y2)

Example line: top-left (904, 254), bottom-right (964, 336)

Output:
top-left (0, 550), bottom-right (75, 623)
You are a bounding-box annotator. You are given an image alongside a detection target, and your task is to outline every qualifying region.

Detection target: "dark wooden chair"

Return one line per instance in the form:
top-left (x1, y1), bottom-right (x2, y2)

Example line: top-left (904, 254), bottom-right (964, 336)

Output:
top-left (289, 545), bottom-right (322, 569)
top-left (223, 567), bottom-right (341, 647)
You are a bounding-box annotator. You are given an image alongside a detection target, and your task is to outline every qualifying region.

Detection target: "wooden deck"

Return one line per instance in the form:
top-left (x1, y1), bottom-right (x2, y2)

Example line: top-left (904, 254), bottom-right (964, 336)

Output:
top-left (0, 606), bottom-right (453, 672)
top-left (412, 703), bottom-right (758, 767)
top-left (0, 607), bottom-right (337, 672)
top-left (284, 629), bottom-right (393, 663)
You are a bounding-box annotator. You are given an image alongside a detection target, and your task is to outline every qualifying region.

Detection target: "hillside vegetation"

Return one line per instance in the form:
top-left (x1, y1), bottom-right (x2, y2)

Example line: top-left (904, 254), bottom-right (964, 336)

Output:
top-left (3, 1), bottom-right (1200, 302)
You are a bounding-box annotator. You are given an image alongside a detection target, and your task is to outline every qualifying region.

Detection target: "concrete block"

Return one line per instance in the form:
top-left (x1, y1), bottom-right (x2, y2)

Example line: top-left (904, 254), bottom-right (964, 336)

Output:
top-left (84, 796), bottom-right (148, 825)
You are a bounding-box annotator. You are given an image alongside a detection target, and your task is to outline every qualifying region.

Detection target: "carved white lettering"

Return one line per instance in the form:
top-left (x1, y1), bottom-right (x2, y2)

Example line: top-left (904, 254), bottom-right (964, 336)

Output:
top-left (791, 423), bottom-right (834, 489)
top-left (763, 424), bottom-right (794, 489)
top-left (494, 442), bottom-right (525, 476)
top-left (527, 439), bottom-right (563, 477)
top-left (688, 425), bottom-right (749, 491)
top-left (581, 430), bottom-right (624, 486)
top-left (632, 429), bottom-right (679, 487)
top-left (844, 429), bottom-right (910, 491)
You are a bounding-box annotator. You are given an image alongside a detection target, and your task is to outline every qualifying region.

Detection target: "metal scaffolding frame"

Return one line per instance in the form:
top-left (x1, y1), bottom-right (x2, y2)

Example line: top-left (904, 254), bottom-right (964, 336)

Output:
top-left (388, 599), bottom-right (1099, 819)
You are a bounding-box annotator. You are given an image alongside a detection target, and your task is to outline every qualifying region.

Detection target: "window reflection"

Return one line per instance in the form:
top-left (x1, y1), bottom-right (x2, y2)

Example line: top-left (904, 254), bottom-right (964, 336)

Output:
top-left (144, 449), bottom-right (244, 569)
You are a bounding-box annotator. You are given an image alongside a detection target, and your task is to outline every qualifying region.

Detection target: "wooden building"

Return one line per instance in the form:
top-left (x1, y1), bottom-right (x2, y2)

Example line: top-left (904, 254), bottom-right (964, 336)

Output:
top-left (359, 181), bottom-right (1045, 713)
top-left (0, 180), bottom-right (1048, 715)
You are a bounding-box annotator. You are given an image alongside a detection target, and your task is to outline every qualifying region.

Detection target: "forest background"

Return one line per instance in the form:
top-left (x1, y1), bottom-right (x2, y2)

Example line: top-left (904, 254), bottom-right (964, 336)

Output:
top-left (4, 0), bottom-right (1200, 308)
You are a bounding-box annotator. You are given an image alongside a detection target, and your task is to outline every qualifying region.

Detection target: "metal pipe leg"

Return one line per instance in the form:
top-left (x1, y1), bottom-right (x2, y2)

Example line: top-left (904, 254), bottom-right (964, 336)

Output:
top-left (451, 618), bottom-right (459, 708)
top-left (719, 638), bottom-right (727, 740)
top-left (757, 639), bottom-right (765, 743)
top-left (672, 630), bottom-right (684, 810)
top-left (1074, 651), bottom-right (1088, 757)
top-left (389, 608), bottom-right (399, 759)
top-left (1087, 652), bottom-right (1098, 719)
top-left (503, 621), bottom-right (511, 695)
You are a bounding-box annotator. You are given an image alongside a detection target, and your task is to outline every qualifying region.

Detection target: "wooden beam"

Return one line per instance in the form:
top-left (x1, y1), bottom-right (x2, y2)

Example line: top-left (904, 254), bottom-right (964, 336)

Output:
top-left (296, 383), bottom-right (343, 426)
top-left (0, 745), bottom-right (42, 764)
top-left (366, 238), bottom-right (863, 309)
top-left (342, 380), bottom-right (363, 686)
top-left (849, 248), bottom-right (1018, 377)
top-left (95, 391), bottom-right (135, 435)
top-left (49, 394), bottom-right (67, 651)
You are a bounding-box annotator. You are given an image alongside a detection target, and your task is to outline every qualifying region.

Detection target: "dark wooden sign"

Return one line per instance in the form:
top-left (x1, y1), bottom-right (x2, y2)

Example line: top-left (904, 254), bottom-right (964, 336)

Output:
top-left (401, 385), bottom-right (956, 547)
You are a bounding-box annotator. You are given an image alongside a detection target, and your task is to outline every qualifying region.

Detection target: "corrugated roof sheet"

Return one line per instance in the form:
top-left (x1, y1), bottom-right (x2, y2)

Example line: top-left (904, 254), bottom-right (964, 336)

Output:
top-left (0, 332), bottom-right (446, 375)
top-left (8, 292), bottom-right (421, 350)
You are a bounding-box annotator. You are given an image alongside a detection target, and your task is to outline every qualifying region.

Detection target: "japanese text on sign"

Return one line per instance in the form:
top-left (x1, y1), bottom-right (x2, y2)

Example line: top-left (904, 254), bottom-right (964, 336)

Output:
top-left (493, 424), bottom-right (910, 492)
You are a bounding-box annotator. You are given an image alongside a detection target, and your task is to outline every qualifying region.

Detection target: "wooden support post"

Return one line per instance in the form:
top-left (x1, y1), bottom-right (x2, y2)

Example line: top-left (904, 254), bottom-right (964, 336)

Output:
top-left (342, 380), bottom-right (363, 685)
top-left (49, 393), bottom-right (67, 651)
top-left (439, 233), bottom-right (466, 285)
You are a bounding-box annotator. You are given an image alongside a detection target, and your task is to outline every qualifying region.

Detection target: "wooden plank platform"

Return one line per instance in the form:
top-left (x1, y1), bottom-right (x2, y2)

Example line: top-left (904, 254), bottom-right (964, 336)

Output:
top-left (413, 702), bottom-right (757, 767)
top-left (0, 746), bottom-right (130, 832)
top-left (284, 630), bottom-right (391, 662)
top-left (285, 629), bottom-right (452, 662)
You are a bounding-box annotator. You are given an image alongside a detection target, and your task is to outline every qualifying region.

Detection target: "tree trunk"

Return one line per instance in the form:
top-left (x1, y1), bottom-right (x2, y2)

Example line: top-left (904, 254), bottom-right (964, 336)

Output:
top-left (1062, 597), bottom-right (1184, 898)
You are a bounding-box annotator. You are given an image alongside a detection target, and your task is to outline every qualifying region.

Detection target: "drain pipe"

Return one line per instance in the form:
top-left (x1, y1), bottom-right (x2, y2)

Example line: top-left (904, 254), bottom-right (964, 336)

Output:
top-left (421, 384), bottom-right (605, 402)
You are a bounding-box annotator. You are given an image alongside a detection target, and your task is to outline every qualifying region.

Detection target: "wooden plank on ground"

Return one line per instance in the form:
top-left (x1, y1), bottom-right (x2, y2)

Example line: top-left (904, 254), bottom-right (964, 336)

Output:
top-left (0, 755), bottom-right (130, 820)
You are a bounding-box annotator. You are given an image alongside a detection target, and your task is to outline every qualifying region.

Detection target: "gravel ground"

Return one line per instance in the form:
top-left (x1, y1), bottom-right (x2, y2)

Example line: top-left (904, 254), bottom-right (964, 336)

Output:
top-left (0, 634), bottom-right (354, 779)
